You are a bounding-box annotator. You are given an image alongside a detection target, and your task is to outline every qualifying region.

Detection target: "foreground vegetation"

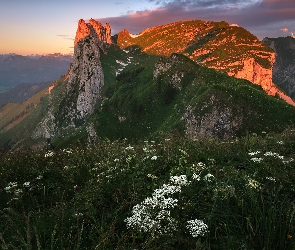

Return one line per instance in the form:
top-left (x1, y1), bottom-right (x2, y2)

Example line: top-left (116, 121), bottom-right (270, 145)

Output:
top-left (1, 130), bottom-right (295, 249)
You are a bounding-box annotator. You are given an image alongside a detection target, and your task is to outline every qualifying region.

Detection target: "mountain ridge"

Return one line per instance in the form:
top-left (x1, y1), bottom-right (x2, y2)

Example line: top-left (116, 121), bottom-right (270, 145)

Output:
top-left (116, 20), bottom-right (295, 105)
top-left (1, 19), bottom-right (295, 150)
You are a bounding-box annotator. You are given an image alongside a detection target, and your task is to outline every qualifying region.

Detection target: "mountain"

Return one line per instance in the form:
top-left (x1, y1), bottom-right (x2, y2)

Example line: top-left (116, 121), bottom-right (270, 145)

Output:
top-left (0, 81), bottom-right (53, 106)
top-left (116, 20), bottom-right (295, 105)
top-left (1, 19), bottom-right (295, 150)
top-left (262, 36), bottom-right (295, 99)
top-left (0, 53), bottom-right (72, 93)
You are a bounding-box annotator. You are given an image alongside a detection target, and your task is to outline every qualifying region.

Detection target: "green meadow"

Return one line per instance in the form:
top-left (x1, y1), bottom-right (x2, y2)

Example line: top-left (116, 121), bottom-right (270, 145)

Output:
top-left (1, 130), bottom-right (295, 249)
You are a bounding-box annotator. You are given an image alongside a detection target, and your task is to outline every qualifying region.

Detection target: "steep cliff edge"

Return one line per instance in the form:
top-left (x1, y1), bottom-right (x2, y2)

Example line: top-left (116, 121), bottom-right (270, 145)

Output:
top-left (33, 19), bottom-right (112, 139)
top-left (116, 20), bottom-right (295, 105)
top-left (262, 37), bottom-right (295, 100)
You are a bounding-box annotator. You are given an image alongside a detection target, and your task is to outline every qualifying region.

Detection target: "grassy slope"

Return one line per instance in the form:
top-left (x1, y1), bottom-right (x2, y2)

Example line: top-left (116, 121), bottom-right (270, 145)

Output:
top-left (0, 78), bottom-right (66, 150)
top-left (93, 51), bottom-right (295, 141)
top-left (1, 130), bottom-right (295, 249)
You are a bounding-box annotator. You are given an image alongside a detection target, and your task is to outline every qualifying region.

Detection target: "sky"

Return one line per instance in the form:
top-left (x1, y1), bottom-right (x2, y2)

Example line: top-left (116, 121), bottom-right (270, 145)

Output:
top-left (0, 0), bottom-right (294, 55)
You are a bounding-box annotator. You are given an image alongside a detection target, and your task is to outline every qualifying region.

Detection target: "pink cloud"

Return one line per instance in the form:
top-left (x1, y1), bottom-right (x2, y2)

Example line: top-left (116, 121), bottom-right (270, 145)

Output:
top-left (280, 28), bottom-right (289, 33)
top-left (96, 0), bottom-right (295, 39)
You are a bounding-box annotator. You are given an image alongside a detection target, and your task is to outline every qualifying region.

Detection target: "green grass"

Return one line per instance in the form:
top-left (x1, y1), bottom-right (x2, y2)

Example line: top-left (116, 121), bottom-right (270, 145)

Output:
top-left (1, 129), bottom-right (295, 249)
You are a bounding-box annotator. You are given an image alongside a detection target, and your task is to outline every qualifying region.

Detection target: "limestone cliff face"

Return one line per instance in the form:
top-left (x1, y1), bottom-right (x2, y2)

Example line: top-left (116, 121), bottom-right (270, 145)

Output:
top-left (263, 37), bottom-right (295, 100)
top-left (33, 19), bottom-right (111, 139)
top-left (68, 18), bottom-right (112, 119)
top-left (227, 53), bottom-right (295, 105)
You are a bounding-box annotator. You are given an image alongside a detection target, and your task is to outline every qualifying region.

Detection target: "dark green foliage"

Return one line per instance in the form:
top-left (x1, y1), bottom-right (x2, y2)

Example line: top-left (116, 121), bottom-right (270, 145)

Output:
top-left (1, 130), bottom-right (295, 249)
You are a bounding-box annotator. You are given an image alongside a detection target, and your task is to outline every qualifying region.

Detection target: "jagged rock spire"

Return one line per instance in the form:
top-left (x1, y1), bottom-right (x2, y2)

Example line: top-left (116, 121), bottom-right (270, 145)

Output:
top-left (74, 18), bottom-right (112, 46)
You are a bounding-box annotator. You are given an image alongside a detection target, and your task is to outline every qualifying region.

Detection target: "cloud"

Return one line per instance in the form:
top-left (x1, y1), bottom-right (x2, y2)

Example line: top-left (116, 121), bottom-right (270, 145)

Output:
top-left (97, 0), bottom-right (295, 39)
top-left (56, 35), bottom-right (74, 41)
top-left (280, 28), bottom-right (289, 33)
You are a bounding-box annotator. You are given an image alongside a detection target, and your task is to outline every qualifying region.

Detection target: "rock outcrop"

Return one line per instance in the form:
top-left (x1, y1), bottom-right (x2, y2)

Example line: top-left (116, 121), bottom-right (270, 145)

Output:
top-left (263, 37), bottom-right (295, 100)
top-left (67, 18), bottom-right (113, 119)
top-left (228, 56), bottom-right (295, 105)
top-left (34, 18), bottom-right (112, 139)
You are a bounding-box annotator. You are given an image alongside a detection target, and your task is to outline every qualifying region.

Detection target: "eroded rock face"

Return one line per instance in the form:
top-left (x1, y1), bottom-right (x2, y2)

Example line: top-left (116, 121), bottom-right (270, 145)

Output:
top-left (263, 37), bottom-right (295, 100)
top-left (68, 18), bottom-right (113, 119)
top-left (34, 19), bottom-right (112, 140)
top-left (182, 99), bottom-right (243, 139)
top-left (228, 56), bottom-right (295, 105)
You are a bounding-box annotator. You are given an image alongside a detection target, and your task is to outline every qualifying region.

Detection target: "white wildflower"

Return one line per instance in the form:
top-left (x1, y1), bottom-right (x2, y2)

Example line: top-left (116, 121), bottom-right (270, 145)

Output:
top-left (147, 174), bottom-right (158, 179)
top-left (250, 157), bottom-right (263, 163)
top-left (247, 178), bottom-right (261, 190)
top-left (186, 219), bottom-right (209, 237)
top-left (248, 151), bottom-right (260, 156)
top-left (170, 175), bottom-right (190, 186)
top-left (36, 175), bottom-right (43, 180)
top-left (114, 158), bottom-right (120, 162)
top-left (151, 156), bottom-right (157, 160)
top-left (23, 182), bottom-right (30, 187)
top-left (197, 162), bottom-right (206, 168)
top-left (125, 145), bottom-right (134, 150)
top-left (192, 173), bottom-right (201, 181)
top-left (265, 177), bottom-right (276, 182)
top-left (204, 173), bottom-right (215, 182)
top-left (277, 141), bottom-right (284, 145)
top-left (45, 150), bottom-right (54, 157)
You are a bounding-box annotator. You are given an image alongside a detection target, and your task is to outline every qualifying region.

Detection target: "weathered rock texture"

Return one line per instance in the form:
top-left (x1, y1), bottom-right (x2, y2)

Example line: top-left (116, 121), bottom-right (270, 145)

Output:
top-left (263, 37), bottom-right (295, 100)
top-left (68, 19), bottom-right (113, 119)
top-left (117, 20), bottom-right (295, 105)
top-left (34, 19), bottom-right (111, 139)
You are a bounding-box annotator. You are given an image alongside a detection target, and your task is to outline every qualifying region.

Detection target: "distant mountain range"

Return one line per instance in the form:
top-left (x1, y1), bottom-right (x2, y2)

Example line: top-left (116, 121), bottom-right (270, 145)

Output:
top-left (1, 19), bottom-right (295, 151)
top-left (0, 53), bottom-right (72, 93)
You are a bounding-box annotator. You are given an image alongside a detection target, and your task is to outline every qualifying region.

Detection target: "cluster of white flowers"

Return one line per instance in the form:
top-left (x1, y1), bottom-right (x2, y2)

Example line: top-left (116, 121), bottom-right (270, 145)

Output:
top-left (250, 157), bottom-right (263, 163)
top-left (44, 150), bottom-right (54, 158)
top-left (192, 173), bottom-right (201, 181)
top-left (4, 182), bottom-right (18, 192)
top-left (170, 175), bottom-right (190, 186)
top-left (124, 182), bottom-right (181, 235)
top-left (197, 162), bottom-right (206, 168)
top-left (283, 158), bottom-right (294, 164)
top-left (151, 156), bottom-right (158, 160)
top-left (62, 148), bottom-right (73, 154)
top-left (265, 176), bottom-right (276, 182)
top-left (248, 151), bottom-right (260, 156)
top-left (249, 151), bottom-right (292, 164)
top-left (125, 174), bottom-right (210, 237)
top-left (125, 145), bottom-right (134, 150)
top-left (203, 173), bottom-right (215, 182)
top-left (247, 178), bottom-right (261, 190)
top-left (23, 182), bottom-right (30, 187)
top-left (186, 219), bottom-right (208, 237)
top-left (277, 141), bottom-right (284, 145)
top-left (264, 151), bottom-right (284, 159)
top-left (147, 174), bottom-right (158, 180)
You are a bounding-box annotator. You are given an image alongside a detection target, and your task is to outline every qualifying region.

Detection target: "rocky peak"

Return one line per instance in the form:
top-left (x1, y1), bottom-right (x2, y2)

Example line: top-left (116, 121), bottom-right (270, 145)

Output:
top-left (74, 18), bottom-right (112, 46)
top-left (74, 19), bottom-right (91, 46)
